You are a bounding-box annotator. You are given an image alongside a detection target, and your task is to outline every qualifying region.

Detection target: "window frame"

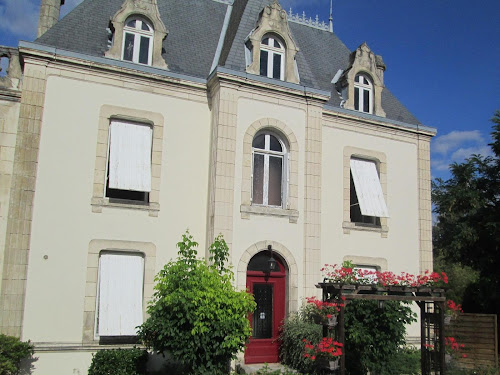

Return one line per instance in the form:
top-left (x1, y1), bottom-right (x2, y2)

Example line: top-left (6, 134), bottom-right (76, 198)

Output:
top-left (122, 17), bottom-right (154, 65)
top-left (343, 147), bottom-right (388, 237)
top-left (91, 105), bottom-right (163, 217)
top-left (353, 73), bottom-right (373, 114)
top-left (95, 252), bottom-right (145, 340)
top-left (259, 35), bottom-right (285, 81)
top-left (105, 120), bottom-right (153, 205)
top-left (251, 130), bottom-right (289, 208)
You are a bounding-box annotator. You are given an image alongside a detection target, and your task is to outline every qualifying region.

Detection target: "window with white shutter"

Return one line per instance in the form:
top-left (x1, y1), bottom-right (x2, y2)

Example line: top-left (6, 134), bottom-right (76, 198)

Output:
top-left (106, 120), bottom-right (152, 203)
top-left (350, 158), bottom-right (389, 225)
top-left (97, 253), bottom-right (144, 337)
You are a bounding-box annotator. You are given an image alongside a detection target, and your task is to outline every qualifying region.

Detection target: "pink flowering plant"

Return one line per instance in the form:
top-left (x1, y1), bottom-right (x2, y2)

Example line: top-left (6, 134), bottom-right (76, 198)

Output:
top-left (303, 337), bottom-right (343, 361)
top-left (321, 261), bottom-right (449, 288)
top-left (445, 336), bottom-right (467, 359)
top-left (304, 296), bottom-right (345, 325)
top-left (445, 300), bottom-right (464, 320)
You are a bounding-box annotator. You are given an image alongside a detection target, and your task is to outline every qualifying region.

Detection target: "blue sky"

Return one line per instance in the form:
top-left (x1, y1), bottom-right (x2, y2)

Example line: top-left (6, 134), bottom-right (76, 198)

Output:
top-left (1, 0), bottom-right (499, 180)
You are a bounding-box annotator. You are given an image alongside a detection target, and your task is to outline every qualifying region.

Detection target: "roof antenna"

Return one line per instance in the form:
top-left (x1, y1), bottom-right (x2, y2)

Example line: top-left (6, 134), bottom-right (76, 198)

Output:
top-left (329, 0), bottom-right (333, 32)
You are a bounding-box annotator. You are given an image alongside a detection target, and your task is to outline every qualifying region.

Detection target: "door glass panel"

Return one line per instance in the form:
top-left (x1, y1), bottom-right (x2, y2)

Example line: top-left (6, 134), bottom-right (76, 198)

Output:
top-left (123, 33), bottom-right (135, 61)
top-left (260, 50), bottom-right (268, 77)
top-left (268, 156), bottom-right (282, 206)
top-left (139, 36), bottom-right (150, 64)
top-left (252, 284), bottom-right (273, 339)
top-left (252, 153), bottom-right (264, 204)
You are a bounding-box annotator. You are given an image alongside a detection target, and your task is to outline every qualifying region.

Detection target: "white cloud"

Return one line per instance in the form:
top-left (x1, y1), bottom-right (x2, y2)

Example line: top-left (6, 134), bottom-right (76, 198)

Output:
top-left (432, 130), bottom-right (484, 155)
top-left (0, 0), bottom-right (39, 40)
top-left (450, 146), bottom-right (492, 161)
top-left (431, 129), bottom-right (492, 178)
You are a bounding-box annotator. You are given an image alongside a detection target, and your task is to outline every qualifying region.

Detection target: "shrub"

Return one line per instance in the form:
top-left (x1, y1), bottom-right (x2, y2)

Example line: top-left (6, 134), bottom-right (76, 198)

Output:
top-left (279, 305), bottom-right (322, 374)
top-left (0, 334), bottom-right (34, 375)
top-left (344, 300), bottom-right (416, 375)
top-left (138, 232), bottom-right (256, 375)
top-left (88, 348), bottom-right (148, 375)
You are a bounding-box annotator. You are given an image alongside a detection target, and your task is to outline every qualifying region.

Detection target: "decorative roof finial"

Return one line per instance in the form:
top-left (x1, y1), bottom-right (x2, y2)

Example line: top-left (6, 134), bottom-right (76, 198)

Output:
top-left (329, 0), bottom-right (333, 32)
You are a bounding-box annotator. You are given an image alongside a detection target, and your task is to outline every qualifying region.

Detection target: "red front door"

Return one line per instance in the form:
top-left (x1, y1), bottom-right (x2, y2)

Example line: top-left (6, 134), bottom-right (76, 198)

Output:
top-left (245, 256), bottom-right (286, 364)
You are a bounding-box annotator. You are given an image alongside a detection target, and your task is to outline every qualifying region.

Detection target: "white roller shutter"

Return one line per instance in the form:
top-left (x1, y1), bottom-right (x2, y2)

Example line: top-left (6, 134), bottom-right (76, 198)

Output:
top-left (350, 159), bottom-right (389, 218)
top-left (98, 253), bottom-right (144, 336)
top-left (108, 121), bottom-right (152, 192)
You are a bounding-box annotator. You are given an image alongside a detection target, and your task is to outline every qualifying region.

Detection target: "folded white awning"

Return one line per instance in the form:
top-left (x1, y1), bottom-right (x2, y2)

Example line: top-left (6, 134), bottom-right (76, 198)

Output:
top-left (350, 158), bottom-right (389, 218)
top-left (108, 121), bottom-right (152, 192)
top-left (98, 253), bottom-right (144, 336)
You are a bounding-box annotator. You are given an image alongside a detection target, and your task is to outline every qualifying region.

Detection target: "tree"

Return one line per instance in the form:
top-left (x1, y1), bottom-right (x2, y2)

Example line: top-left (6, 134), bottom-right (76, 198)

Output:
top-left (137, 231), bottom-right (256, 375)
top-left (432, 110), bottom-right (500, 314)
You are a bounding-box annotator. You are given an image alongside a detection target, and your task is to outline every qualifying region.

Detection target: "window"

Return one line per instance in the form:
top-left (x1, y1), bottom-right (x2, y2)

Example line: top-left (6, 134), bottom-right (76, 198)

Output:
top-left (354, 74), bottom-right (373, 114)
top-left (252, 131), bottom-right (287, 207)
top-left (350, 158), bottom-right (388, 225)
top-left (96, 253), bottom-right (144, 337)
top-left (122, 18), bottom-right (153, 65)
top-left (106, 120), bottom-right (152, 203)
top-left (259, 36), bottom-right (284, 80)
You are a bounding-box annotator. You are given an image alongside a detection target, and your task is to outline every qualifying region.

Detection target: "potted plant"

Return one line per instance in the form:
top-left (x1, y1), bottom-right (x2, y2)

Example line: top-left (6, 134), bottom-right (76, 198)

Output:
top-left (304, 297), bottom-right (343, 327)
top-left (303, 337), bottom-right (343, 371)
top-left (444, 300), bottom-right (463, 324)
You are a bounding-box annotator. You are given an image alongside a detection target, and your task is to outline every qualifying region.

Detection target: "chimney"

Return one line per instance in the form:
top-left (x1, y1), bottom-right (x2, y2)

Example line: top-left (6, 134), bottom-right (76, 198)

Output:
top-left (37, 0), bottom-right (65, 38)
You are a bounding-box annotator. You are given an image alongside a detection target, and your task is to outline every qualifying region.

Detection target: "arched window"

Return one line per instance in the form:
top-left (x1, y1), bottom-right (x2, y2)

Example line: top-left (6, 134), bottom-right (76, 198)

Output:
top-left (354, 74), bottom-right (373, 114)
top-left (259, 36), bottom-right (285, 80)
top-left (252, 131), bottom-right (288, 207)
top-left (122, 18), bottom-right (154, 65)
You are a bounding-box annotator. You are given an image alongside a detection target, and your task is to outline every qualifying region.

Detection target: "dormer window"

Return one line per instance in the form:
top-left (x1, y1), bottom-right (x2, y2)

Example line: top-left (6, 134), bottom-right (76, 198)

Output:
top-left (122, 18), bottom-right (153, 65)
top-left (259, 36), bottom-right (284, 80)
top-left (354, 74), bottom-right (373, 114)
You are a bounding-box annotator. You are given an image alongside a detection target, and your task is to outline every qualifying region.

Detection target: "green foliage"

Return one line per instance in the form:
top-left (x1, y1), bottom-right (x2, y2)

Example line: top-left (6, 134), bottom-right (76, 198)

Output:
top-left (254, 363), bottom-right (302, 374)
top-left (433, 254), bottom-right (479, 304)
top-left (88, 348), bottom-right (147, 375)
top-left (279, 306), bottom-right (322, 374)
top-left (0, 334), bottom-right (34, 375)
top-left (138, 231), bottom-right (256, 375)
top-left (344, 300), bottom-right (416, 375)
top-left (432, 111), bottom-right (500, 315)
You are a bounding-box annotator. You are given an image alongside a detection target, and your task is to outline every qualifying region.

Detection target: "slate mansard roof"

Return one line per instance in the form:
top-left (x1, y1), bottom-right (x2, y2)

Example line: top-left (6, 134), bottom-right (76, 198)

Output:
top-left (35, 0), bottom-right (421, 126)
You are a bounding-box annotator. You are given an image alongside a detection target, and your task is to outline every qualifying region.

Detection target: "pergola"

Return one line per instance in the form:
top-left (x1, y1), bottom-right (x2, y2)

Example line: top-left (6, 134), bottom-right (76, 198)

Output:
top-left (317, 283), bottom-right (447, 375)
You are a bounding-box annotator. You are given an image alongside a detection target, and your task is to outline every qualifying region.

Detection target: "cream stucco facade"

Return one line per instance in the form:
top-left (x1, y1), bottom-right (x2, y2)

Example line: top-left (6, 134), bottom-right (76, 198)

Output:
top-left (0, 0), bottom-right (436, 372)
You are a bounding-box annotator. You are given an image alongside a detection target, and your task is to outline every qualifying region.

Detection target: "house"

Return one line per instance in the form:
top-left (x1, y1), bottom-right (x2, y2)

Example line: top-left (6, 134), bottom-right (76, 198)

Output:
top-left (0, 0), bottom-right (435, 373)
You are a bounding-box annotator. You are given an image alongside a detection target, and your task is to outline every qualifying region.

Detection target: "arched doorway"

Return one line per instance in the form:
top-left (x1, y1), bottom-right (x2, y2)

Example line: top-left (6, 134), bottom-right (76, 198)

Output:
top-left (244, 249), bottom-right (287, 364)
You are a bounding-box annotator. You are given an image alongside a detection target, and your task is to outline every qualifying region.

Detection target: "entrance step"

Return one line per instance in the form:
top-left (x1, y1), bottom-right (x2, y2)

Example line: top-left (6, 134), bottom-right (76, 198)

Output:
top-left (236, 362), bottom-right (298, 374)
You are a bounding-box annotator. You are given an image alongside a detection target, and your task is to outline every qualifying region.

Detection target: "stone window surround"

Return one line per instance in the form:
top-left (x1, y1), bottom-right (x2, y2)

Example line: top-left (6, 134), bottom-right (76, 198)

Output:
top-left (342, 146), bottom-right (389, 237)
top-left (240, 118), bottom-right (299, 223)
top-left (90, 105), bottom-right (164, 217)
top-left (82, 239), bottom-right (156, 343)
top-left (237, 240), bottom-right (298, 315)
top-left (104, 0), bottom-right (168, 70)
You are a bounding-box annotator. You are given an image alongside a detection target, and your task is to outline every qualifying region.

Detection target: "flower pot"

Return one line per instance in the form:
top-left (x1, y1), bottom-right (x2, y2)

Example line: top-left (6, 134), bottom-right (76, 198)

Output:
top-left (444, 315), bottom-right (452, 325)
top-left (327, 315), bottom-right (338, 328)
top-left (329, 358), bottom-right (340, 371)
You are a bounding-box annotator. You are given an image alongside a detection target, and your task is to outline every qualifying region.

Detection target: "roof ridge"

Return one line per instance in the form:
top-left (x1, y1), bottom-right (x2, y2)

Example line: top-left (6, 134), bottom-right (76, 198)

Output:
top-left (287, 8), bottom-right (330, 32)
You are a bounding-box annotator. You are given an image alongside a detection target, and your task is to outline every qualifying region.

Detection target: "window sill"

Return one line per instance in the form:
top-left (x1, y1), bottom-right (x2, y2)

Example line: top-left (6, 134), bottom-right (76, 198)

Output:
top-left (91, 197), bottom-right (159, 217)
top-left (342, 221), bottom-right (388, 238)
top-left (240, 204), bottom-right (298, 223)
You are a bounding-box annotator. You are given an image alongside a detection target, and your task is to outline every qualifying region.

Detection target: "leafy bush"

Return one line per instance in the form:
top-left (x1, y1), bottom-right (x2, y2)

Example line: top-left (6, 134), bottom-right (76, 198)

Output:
top-left (0, 334), bottom-right (34, 375)
top-left (344, 300), bottom-right (416, 375)
top-left (138, 232), bottom-right (256, 375)
top-left (279, 305), bottom-right (322, 374)
top-left (88, 348), bottom-right (148, 375)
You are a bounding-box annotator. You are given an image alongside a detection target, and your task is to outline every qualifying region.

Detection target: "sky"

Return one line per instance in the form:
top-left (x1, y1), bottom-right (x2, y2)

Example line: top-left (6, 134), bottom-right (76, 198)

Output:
top-left (0, 0), bottom-right (499, 181)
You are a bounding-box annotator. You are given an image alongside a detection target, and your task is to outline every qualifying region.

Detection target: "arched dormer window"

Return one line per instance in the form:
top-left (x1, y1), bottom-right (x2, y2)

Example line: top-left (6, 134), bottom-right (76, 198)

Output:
top-left (354, 74), bottom-right (373, 114)
top-left (252, 131), bottom-right (288, 207)
top-left (259, 36), bottom-right (285, 81)
top-left (122, 17), bottom-right (154, 65)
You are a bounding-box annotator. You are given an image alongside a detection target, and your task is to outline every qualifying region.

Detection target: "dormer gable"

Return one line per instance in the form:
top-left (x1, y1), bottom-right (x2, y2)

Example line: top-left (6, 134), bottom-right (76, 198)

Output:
top-left (338, 42), bottom-right (386, 117)
top-left (105, 0), bottom-right (168, 69)
top-left (245, 0), bottom-right (300, 84)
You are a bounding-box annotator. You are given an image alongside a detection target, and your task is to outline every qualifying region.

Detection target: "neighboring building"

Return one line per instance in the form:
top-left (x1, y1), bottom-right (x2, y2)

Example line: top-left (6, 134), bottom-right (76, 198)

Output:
top-left (0, 0), bottom-right (435, 373)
